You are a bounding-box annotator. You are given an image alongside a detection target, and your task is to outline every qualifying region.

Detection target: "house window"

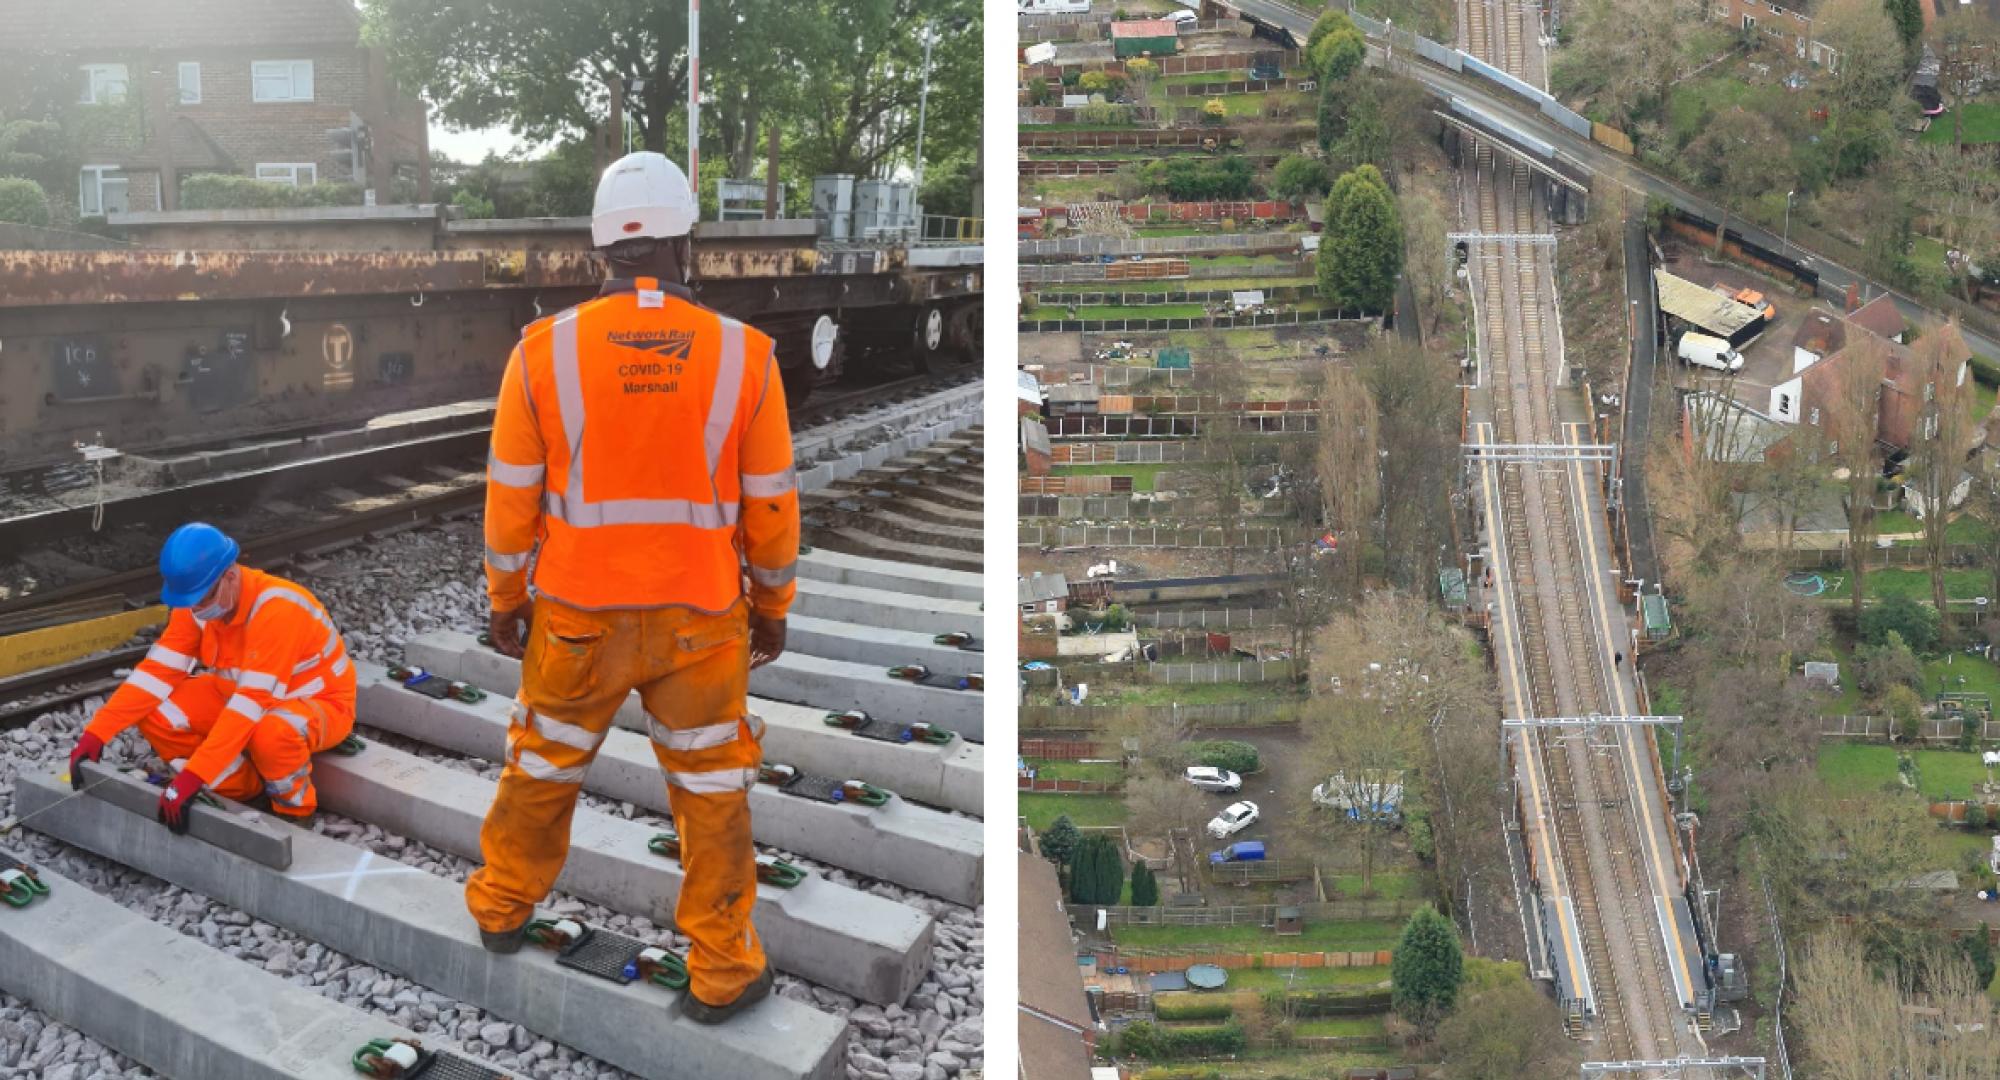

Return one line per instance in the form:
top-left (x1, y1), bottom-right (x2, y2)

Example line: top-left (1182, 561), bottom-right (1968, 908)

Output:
top-left (251, 60), bottom-right (314, 103)
top-left (178, 62), bottom-right (201, 105)
top-left (78, 166), bottom-right (129, 216)
top-left (1829, 440), bottom-right (1839, 456)
top-left (255, 163), bottom-right (318, 187)
top-left (79, 63), bottom-right (129, 104)
top-left (1742, 14), bottom-right (1756, 31)
top-left (1779, 392), bottom-right (1793, 416)
top-left (1810, 407), bottom-right (1821, 425)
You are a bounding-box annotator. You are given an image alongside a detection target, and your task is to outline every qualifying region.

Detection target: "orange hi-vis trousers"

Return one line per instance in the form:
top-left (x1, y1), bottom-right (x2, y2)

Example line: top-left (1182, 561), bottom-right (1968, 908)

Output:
top-left (136, 674), bottom-right (353, 815)
top-left (464, 598), bottom-right (768, 1006)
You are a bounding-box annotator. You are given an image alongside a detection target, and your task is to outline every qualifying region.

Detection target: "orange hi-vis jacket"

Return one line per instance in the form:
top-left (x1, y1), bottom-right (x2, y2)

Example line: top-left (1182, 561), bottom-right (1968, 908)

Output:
top-left (85, 567), bottom-right (356, 784)
top-left (484, 277), bottom-right (800, 618)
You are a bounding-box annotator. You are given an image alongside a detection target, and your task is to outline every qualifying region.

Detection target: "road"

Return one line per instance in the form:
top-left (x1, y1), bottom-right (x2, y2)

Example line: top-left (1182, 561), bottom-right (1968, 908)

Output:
top-left (1234, 0), bottom-right (2000, 365)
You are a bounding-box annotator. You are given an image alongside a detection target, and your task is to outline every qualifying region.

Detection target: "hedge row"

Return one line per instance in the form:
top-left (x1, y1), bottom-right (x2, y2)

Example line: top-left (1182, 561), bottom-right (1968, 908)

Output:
top-left (179, 174), bottom-right (364, 210)
top-left (1152, 994), bottom-right (1235, 1022)
top-left (1113, 1021), bottom-right (1246, 1060)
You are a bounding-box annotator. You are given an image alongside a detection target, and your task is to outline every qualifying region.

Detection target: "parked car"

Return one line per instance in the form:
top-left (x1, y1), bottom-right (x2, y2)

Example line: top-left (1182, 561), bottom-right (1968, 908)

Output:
top-left (1183, 766), bottom-right (1242, 793)
top-left (1164, 8), bottom-right (1198, 28)
top-left (1249, 60), bottom-right (1282, 81)
top-left (1207, 800), bottom-right (1260, 839)
top-left (1312, 772), bottom-right (1405, 823)
top-left (1209, 840), bottom-right (1266, 865)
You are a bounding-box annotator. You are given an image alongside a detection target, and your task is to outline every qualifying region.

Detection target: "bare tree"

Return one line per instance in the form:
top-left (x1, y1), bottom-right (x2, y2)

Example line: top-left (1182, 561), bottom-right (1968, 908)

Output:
top-left (1910, 143), bottom-right (2000, 302)
top-left (1307, 692), bottom-right (1418, 895)
top-left (1794, 931), bottom-right (2000, 1079)
top-left (1124, 762), bottom-right (1215, 842)
top-left (1556, 0), bottom-right (1699, 130)
top-left (1265, 545), bottom-right (1341, 679)
top-left (1359, 338), bottom-right (1461, 591)
top-left (1683, 555), bottom-right (1829, 668)
top-left (1829, 331), bottom-right (1890, 621)
top-left (1753, 774), bottom-right (1943, 934)
top-left (1906, 321), bottom-right (1980, 618)
top-left (1317, 361), bottom-right (1380, 595)
top-left (1684, 106), bottom-right (1791, 254)
top-left (1929, 11), bottom-right (2000, 153)
top-left (1193, 362), bottom-right (1258, 574)
top-left (1400, 185), bottom-right (1454, 346)
top-left (1433, 978), bottom-right (1582, 1078)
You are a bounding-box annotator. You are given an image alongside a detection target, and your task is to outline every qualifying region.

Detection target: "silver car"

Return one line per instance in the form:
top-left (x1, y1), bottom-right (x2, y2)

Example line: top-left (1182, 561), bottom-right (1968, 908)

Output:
top-left (1207, 800), bottom-right (1260, 839)
top-left (1184, 766), bottom-right (1243, 793)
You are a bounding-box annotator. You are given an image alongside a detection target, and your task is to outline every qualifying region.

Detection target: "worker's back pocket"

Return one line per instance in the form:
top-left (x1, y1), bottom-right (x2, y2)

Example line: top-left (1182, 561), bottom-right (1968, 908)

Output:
top-left (535, 609), bottom-right (606, 701)
top-left (677, 606), bottom-right (748, 656)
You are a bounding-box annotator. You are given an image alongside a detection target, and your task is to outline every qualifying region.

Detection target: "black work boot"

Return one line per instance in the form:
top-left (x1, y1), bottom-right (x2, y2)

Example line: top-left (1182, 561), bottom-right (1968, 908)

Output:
top-left (480, 920), bottom-right (530, 955)
top-left (681, 967), bottom-right (774, 1025)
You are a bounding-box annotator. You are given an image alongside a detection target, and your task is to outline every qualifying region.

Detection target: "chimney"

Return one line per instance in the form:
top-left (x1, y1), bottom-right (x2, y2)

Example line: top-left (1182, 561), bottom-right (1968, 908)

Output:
top-left (1845, 282), bottom-right (1861, 314)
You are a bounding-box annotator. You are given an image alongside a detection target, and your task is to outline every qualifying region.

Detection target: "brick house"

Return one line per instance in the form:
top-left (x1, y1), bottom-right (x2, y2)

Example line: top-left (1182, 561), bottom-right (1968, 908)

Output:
top-left (1709, 0), bottom-right (1839, 71)
top-left (0, 0), bottom-right (431, 214)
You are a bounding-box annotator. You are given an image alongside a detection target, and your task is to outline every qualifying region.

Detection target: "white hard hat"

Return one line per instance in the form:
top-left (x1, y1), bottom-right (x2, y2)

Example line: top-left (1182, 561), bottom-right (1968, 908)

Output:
top-left (592, 152), bottom-right (697, 248)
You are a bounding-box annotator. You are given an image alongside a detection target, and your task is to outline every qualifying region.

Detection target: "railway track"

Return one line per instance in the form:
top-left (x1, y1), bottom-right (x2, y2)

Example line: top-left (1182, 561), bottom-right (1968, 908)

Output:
top-left (1463, 0), bottom-right (1695, 1067)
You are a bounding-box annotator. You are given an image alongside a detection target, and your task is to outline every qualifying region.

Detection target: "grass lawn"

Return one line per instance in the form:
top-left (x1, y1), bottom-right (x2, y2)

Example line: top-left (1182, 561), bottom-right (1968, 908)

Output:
top-left (1292, 1016), bottom-right (1390, 1039)
top-left (1817, 742), bottom-right (1993, 801)
top-left (1134, 225), bottom-right (1211, 237)
top-left (1023, 176), bottom-right (1120, 204)
top-left (1219, 965), bottom-right (1391, 991)
top-left (1666, 74), bottom-right (1788, 145)
top-left (1020, 792), bottom-right (1129, 830)
top-left (1920, 103), bottom-right (2000, 145)
top-left (1193, 91), bottom-right (1309, 118)
top-left (1113, 919), bottom-right (1403, 952)
top-left (1164, 328), bottom-right (1280, 348)
top-left (1051, 461), bottom-right (1177, 491)
top-left (1327, 871), bottom-right (1424, 900)
top-left (1079, 680), bottom-right (1307, 707)
top-left (1070, 303), bottom-right (1212, 320)
top-left (1816, 567), bottom-right (1989, 602)
top-left (1880, 512), bottom-right (1993, 546)
top-left (1026, 758), bottom-right (1126, 782)
top-left (1155, 68), bottom-right (1312, 87)
top-left (1034, 275), bottom-right (1315, 295)
top-left (1926, 653), bottom-right (2000, 702)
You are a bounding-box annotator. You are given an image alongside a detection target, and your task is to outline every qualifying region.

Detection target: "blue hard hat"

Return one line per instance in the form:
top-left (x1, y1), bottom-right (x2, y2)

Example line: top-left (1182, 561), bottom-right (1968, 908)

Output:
top-left (159, 523), bottom-right (239, 608)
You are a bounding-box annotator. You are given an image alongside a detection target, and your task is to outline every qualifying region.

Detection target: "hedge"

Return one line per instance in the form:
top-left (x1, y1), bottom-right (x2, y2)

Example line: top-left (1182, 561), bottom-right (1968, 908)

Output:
top-left (179, 174), bottom-right (364, 210)
top-left (0, 177), bottom-right (50, 226)
top-left (1136, 1069), bottom-right (1223, 1080)
top-left (1187, 740), bottom-right (1259, 775)
top-left (1153, 994), bottom-right (1236, 1022)
top-left (1262, 986), bottom-right (1393, 1017)
top-left (1114, 1020), bottom-right (1246, 1060)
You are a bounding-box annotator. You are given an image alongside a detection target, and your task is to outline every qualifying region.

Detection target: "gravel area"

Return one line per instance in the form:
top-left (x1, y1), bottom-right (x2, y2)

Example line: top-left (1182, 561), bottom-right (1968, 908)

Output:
top-left (0, 520), bottom-right (983, 1080)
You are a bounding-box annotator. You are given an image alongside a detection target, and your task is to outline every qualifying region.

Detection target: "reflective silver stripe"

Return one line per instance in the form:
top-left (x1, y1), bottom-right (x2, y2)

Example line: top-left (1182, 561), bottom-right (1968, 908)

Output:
top-left (330, 654), bottom-right (350, 677)
top-left (488, 454), bottom-right (546, 488)
top-left (156, 699), bottom-right (192, 732)
top-left (486, 547), bottom-right (532, 572)
top-left (292, 654), bottom-right (321, 676)
top-left (223, 692), bottom-right (265, 722)
top-left (271, 786), bottom-right (311, 808)
top-left (264, 763), bottom-right (311, 794)
top-left (741, 468), bottom-right (796, 498)
top-left (283, 677), bottom-right (324, 701)
top-left (745, 713), bottom-right (766, 742)
top-left (217, 667), bottom-right (240, 682)
top-left (552, 309), bottom-right (586, 507)
top-left (666, 766), bottom-right (758, 795)
top-left (532, 710), bottom-right (605, 753)
top-left (237, 670), bottom-right (282, 695)
top-left (146, 645), bottom-right (196, 673)
top-left (705, 319), bottom-right (747, 477)
top-left (543, 491), bottom-right (739, 529)
top-left (212, 754), bottom-right (248, 786)
top-left (269, 709), bottom-right (311, 739)
top-left (250, 586), bottom-right (332, 629)
top-left (514, 748), bottom-right (587, 784)
top-left (127, 670), bottom-right (174, 700)
top-left (747, 562), bottom-right (797, 589)
top-left (648, 718), bottom-right (738, 753)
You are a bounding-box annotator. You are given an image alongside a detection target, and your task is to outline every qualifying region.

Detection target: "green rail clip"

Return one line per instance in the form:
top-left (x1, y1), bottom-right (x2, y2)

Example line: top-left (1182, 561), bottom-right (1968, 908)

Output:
top-left (332, 735), bottom-right (368, 757)
top-left (1, 864), bottom-right (49, 908)
top-left (648, 831), bottom-right (805, 888)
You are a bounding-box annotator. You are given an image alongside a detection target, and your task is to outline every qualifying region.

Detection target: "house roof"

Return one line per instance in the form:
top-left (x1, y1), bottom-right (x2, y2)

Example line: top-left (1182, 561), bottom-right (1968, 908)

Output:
top-left (1848, 293), bottom-right (1907, 342)
top-left (0, 0), bottom-right (362, 51)
top-left (1020, 573), bottom-right (1070, 604)
top-left (1018, 850), bottom-right (1095, 1064)
top-left (1688, 392), bottom-right (1790, 464)
top-left (1111, 18), bottom-right (1178, 37)
top-left (1792, 309), bottom-right (1845, 359)
top-left (1019, 368), bottom-right (1045, 405)
top-left (1657, 270), bottom-right (1765, 339)
top-left (1022, 417), bottom-right (1052, 457)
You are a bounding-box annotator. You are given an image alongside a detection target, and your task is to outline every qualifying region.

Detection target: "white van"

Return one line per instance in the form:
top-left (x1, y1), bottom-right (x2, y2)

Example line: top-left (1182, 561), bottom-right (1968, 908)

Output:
top-left (1677, 331), bottom-right (1745, 373)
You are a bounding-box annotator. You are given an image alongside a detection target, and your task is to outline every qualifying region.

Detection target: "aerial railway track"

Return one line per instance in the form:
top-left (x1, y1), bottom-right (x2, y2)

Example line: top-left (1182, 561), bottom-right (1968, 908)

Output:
top-left (1462, 0), bottom-right (1696, 1067)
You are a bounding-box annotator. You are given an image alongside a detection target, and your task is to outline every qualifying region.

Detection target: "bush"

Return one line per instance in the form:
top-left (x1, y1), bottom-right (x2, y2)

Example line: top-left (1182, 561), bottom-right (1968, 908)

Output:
top-left (0, 177), bottom-right (50, 226)
top-left (1885, 684), bottom-right (1925, 743)
top-left (1188, 740), bottom-right (1259, 775)
top-left (1135, 1068), bottom-right (1222, 1080)
top-left (1270, 154), bottom-right (1330, 201)
top-left (1391, 904), bottom-right (1464, 1033)
top-left (1131, 860), bottom-right (1161, 906)
top-left (1968, 803), bottom-right (1989, 831)
top-left (1040, 814), bottom-right (1082, 870)
top-left (1142, 156), bottom-right (1254, 200)
top-left (1115, 1021), bottom-right (1246, 1060)
top-left (1069, 833), bottom-right (1124, 905)
top-left (1860, 594), bottom-right (1940, 653)
top-left (179, 174), bottom-right (364, 211)
top-left (1270, 986), bottom-right (1393, 1016)
top-left (1201, 98), bottom-right (1227, 123)
top-left (1856, 632), bottom-right (1924, 695)
top-left (1152, 995), bottom-right (1235, 1022)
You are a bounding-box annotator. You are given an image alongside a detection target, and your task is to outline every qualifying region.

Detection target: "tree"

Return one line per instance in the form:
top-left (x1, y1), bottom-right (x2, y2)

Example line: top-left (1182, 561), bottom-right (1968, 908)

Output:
top-left (1682, 556), bottom-right (1828, 668)
top-left (1830, 331), bottom-right (1890, 620)
top-left (1549, 0), bottom-right (1697, 129)
top-left (1931, 12), bottom-right (2000, 152)
top-left (1270, 154), bottom-right (1330, 202)
top-left (1358, 338), bottom-right (1461, 589)
top-left (1683, 106), bottom-right (1790, 254)
top-left (1266, 545), bottom-right (1341, 676)
top-left (1793, 931), bottom-right (2000, 1077)
top-left (1400, 186), bottom-right (1452, 344)
top-left (1390, 904), bottom-right (1464, 1033)
top-left (1129, 860), bottom-right (1160, 906)
top-left (1753, 775), bottom-right (1943, 934)
top-left (1856, 630), bottom-right (1924, 695)
top-left (1328, 77), bottom-right (1388, 177)
top-left (1908, 143), bottom-right (2000, 302)
top-left (1317, 361), bottom-right (1380, 594)
top-left (1040, 814), bottom-right (1082, 873)
top-left (1434, 977), bottom-right (1580, 1077)
top-left (1884, 0), bottom-right (1924, 64)
top-left (1861, 593), bottom-right (1941, 652)
top-left (1068, 834), bottom-right (1124, 905)
top-left (1907, 321), bottom-right (1979, 620)
top-left (1817, 0), bottom-right (1905, 179)
top-left (0, 176), bottom-right (49, 226)
top-left (1308, 9), bottom-right (1360, 50)
top-left (1316, 78), bottom-right (1352, 152)
top-left (1309, 17), bottom-right (1367, 83)
top-left (1316, 164), bottom-right (1402, 314)
top-left (1308, 691), bottom-right (1416, 893)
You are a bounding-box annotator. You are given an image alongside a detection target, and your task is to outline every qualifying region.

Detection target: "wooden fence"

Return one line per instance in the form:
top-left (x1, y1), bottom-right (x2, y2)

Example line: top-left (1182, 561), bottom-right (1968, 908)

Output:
top-left (1092, 947), bottom-right (1396, 974)
top-left (1051, 440), bottom-right (1201, 464)
top-left (1018, 774), bottom-right (1122, 794)
top-left (1819, 714), bottom-right (2000, 741)
top-left (1020, 736), bottom-right (1106, 760)
top-left (1133, 607), bottom-right (1279, 629)
top-left (1020, 523), bottom-right (1293, 549)
top-left (1094, 899), bottom-right (1415, 927)
top-left (1020, 702), bottom-right (1305, 729)
top-left (1148, 658), bottom-right (1296, 683)
top-left (1021, 49), bottom-right (1302, 78)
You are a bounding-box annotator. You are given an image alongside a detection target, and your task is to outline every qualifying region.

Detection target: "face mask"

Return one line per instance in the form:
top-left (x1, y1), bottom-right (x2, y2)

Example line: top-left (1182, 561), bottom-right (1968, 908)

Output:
top-left (192, 571), bottom-right (235, 623)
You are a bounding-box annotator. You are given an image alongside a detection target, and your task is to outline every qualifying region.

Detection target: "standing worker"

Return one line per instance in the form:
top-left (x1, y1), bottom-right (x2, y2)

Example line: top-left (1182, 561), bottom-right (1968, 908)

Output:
top-left (66, 523), bottom-right (356, 830)
top-left (467, 151), bottom-right (800, 1024)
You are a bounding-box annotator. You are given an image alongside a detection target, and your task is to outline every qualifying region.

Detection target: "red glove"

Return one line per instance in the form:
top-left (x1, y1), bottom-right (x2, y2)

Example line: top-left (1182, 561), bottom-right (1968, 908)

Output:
top-left (157, 771), bottom-right (205, 834)
top-left (68, 731), bottom-right (105, 792)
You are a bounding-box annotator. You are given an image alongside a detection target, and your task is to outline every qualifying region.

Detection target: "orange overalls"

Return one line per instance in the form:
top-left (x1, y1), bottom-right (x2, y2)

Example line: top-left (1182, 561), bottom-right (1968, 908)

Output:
top-left (85, 568), bottom-right (356, 816)
top-left (467, 277), bottom-right (800, 1006)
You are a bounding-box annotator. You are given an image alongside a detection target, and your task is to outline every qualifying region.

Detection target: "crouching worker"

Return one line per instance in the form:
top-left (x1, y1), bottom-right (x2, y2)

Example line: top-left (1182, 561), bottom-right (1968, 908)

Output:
top-left (66, 522), bottom-right (356, 831)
